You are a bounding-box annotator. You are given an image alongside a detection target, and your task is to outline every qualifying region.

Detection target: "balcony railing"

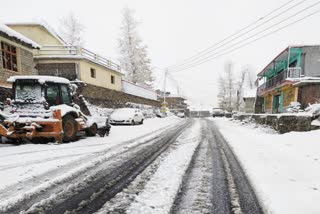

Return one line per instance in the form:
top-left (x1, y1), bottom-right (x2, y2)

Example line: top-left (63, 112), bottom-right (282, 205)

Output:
top-left (35, 45), bottom-right (121, 72)
top-left (258, 67), bottom-right (302, 95)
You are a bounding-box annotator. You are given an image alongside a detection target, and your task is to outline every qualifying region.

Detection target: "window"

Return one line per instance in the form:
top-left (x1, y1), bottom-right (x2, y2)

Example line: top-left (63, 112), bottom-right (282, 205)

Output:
top-left (111, 75), bottom-right (115, 84)
top-left (61, 85), bottom-right (71, 104)
top-left (90, 68), bottom-right (96, 78)
top-left (1, 42), bottom-right (18, 72)
top-left (46, 84), bottom-right (60, 106)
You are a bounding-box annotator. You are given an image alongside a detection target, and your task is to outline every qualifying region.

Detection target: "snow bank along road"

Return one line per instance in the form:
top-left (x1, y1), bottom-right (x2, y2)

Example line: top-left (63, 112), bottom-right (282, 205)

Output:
top-left (0, 118), bottom-right (263, 213)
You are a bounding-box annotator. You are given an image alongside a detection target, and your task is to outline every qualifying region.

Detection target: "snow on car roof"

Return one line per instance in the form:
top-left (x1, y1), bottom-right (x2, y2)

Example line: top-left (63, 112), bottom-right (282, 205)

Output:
top-left (7, 75), bottom-right (70, 84)
top-left (0, 23), bottom-right (40, 48)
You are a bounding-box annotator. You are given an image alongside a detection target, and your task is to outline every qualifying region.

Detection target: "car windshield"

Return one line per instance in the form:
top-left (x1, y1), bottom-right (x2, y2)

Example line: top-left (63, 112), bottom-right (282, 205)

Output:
top-left (15, 82), bottom-right (42, 102)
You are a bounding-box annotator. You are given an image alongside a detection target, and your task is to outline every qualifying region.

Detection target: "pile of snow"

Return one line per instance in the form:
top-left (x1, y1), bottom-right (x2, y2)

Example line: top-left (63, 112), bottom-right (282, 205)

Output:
top-left (7, 76), bottom-right (70, 84)
top-left (305, 103), bottom-right (320, 116)
top-left (285, 102), bottom-right (303, 113)
top-left (243, 88), bottom-right (257, 98)
top-left (0, 23), bottom-right (40, 48)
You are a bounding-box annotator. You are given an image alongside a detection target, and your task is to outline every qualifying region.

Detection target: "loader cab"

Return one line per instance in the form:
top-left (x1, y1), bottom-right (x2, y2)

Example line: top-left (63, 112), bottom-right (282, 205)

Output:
top-left (45, 83), bottom-right (72, 107)
top-left (9, 76), bottom-right (73, 109)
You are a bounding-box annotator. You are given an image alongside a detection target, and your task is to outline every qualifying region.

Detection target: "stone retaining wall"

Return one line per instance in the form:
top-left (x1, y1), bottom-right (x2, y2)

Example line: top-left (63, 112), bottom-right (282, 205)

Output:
top-left (234, 114), bottom-right (315, 133)
top-left (0, 86), bottom-right (11, 103)
top-left (81, 83), bottom-right (160, 108)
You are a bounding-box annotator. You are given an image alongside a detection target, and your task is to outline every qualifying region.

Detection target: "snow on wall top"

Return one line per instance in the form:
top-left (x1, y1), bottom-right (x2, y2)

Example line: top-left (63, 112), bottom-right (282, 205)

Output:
top-left (7, 75), bottom-right (70, 84)
top-left (243, 88), bottom-right (257, 98)
top-left (122, 80), bottom-right (157, 101)
top-left (0, 23), bottom-right (40, 48)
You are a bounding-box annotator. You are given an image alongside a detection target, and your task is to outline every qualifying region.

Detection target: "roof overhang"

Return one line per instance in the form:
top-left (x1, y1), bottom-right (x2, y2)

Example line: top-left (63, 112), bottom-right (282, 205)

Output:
top-left (0, 23), bottom-right (40, 49)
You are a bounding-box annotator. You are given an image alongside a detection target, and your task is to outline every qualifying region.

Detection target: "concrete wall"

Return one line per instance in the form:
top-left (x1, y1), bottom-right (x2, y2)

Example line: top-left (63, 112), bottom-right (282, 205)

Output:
top-left (243, 97), bottom-right (255, 113)
top-left (79, 60), bottom-right (122, 91)
top-left (303, 46), bottom-right (320, 77)
top-left (8, 24), bottom-right (63, 46)
top-left (0, 35), bottom-right (36, 87)
top-left (82, 83), bottom-right (160, 108)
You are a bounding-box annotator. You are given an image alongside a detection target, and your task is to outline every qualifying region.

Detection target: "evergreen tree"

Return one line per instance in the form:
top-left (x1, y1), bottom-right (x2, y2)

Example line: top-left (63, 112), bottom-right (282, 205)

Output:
top-left (118, 7), bottom-right (153, 85)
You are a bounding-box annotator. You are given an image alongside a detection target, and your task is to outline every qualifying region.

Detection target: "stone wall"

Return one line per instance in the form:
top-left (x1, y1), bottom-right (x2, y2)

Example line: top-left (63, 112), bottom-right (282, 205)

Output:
top-left (0, 86), bottom-right (11, 103)
top-left (234, 113), bottom-right (315, 133)
top-left (298, 84), bottom-right (320, 109)
top-left (36, 63), bottom-right (77, 80)
top-left (81, 83), bottom-right (160, 108)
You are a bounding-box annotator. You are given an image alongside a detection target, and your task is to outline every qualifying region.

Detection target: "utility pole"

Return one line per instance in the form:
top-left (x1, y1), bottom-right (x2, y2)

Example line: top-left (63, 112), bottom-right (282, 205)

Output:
top-left (161, 69), bottom-right (168, 114)
top-left (163, 69), bottom-right (168, 103)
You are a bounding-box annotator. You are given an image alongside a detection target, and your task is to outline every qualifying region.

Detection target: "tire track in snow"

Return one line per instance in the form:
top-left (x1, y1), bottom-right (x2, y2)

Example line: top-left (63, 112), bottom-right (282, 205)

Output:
top-left (0, 122), bottom-right (183, 213)
top-left (24, 120), bottom-right (192, 214)
top-left (171, 119), bottom-right (231, 214)
top-left (210, 120), bottom-right (264, 214)
top-left (171, 119), bottom-right (263, 214)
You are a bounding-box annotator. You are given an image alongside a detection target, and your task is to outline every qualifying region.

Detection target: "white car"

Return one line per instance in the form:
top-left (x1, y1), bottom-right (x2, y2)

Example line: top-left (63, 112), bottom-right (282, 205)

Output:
top-left (177, 112), bottom-right (185, 118)
top-left (110, 108), bottom-right (144, 125)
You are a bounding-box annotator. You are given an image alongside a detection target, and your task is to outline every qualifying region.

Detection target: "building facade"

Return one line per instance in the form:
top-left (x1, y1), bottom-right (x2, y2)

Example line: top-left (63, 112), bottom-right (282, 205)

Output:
top-left (7, 23), bottom-right (123, 91)
top-left (257, 46), bottom-right (320, 113)
top-left (0, 23), bottom-right (39, 102)
top-left (159, 96), bottom-right (188, 113)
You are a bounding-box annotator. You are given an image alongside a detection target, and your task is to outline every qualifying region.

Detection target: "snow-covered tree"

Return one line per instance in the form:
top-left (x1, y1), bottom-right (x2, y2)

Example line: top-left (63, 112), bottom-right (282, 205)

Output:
top-left (235, 69), bottom-right (247, 111)
top-left (217, 75), bottom-right (227, 110)
top-left (118, 7), bottom-right (153, 85)
top-left (225, 62), bottom-right (235, 112)
top-left (59, 13), bottom-right (84, 46)
top-left (245, 68), bottom-right (257, 89)
top-left (217, 62), bottom-right (236, 111)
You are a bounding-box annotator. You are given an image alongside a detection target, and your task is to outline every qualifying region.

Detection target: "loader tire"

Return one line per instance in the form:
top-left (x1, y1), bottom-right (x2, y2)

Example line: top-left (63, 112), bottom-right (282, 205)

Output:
top-left (86, 123), bottom-right (98, 136)
top-left (62, 114), bottom-right (77, 143)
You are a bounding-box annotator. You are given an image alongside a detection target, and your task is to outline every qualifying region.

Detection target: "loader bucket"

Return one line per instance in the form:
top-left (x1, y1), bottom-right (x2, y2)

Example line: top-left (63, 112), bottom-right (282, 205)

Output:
top-left (0, 109), bottom-right (63, 143)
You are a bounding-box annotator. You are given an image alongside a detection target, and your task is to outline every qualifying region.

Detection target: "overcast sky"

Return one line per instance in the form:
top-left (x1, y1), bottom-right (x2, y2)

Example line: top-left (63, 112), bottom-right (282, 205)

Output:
top-left (1, 0), bottom-right (320, 109)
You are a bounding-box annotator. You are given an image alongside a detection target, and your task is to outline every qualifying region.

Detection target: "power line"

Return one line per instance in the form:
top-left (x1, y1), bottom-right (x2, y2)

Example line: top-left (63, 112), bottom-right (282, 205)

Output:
top-left (171, 7), bottom-right (320, 73)
top-left (166, 0), bottom-right (303, 70)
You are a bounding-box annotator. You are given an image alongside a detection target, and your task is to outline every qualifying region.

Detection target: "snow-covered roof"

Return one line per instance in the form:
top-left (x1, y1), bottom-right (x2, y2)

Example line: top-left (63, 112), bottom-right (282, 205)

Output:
top-left (7, 75), bottom-right (70, 84)
top-left (243, 88), bottom-right (257, 98)
top-left (0, 23), bottom-right (40, 48)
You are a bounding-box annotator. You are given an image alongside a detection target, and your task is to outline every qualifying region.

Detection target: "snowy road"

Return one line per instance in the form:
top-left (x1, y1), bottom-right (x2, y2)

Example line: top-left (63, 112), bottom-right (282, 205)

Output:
top-left (0, 118), bottom-right (263, 214)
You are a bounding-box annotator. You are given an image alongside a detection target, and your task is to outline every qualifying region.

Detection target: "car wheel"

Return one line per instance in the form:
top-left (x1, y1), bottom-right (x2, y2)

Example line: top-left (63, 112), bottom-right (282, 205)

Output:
top-left (131, 120), bottom-right (135, 125)
top-left (62, 114), bottom-right (77, 143)
top-left (86, 123), bottom-right (98, 137)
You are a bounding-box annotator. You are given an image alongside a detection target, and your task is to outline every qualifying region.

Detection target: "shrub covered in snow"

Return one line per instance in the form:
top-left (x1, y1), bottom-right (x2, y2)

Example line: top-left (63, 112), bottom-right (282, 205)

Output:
top-left (285, 102), bottom-right (303, 113)
top-left (305, 103), bottom-right (320, 117)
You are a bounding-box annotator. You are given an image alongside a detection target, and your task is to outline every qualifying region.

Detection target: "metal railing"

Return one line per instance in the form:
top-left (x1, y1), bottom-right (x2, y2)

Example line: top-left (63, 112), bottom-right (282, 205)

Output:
top-left (257, 67), bottom-right (302, 95)
top-left (35, 45), bottom-right (121, 72)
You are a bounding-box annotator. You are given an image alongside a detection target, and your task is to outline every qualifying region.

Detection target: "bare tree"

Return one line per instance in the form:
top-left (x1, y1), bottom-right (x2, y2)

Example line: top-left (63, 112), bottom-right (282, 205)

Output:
top-left (59, 13), bottom-right (84, 46)
top-left (118, 7), bottom-right (153, 85)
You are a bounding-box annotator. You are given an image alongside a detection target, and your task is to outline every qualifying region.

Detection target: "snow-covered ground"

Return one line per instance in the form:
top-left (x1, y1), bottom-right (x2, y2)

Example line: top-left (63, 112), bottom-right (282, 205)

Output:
top-left (212, 118), bottom-right (320, 214)
top-left (0, 117), bottom-right (182, 195)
